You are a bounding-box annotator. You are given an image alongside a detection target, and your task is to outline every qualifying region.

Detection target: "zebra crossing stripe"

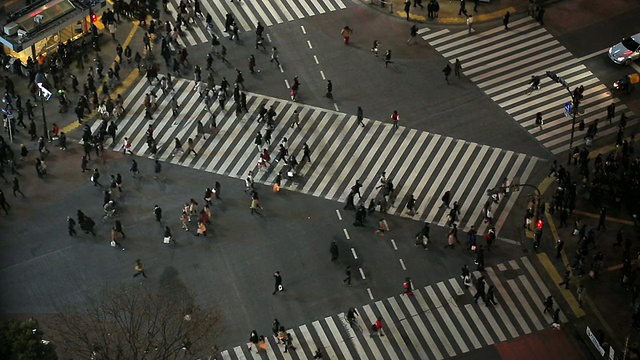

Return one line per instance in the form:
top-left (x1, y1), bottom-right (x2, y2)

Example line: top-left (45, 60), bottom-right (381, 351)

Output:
top-left (463, 35), bottom-right (557, 71)
top-left (414, 289), bottom-right (456, 357)
top-left (325, 316), bottom-right (354, 359)
top-left (298, 324), bottom-right (318, 355)
top-left (313, 320), bottom-right (338, 360)
top-left (363, 304), bottom-right (399, 360)
top-left (521, 257), bottom-right (569, 322)
top-left (106, 79), bottom-right (536, 232)
top-left (400, 292), bottom-right (443, 360)
top-left (389, 297), bottom-right (430, 359)
top-left (376, 300), bottom-right (415, 360)
top-left (510, 277), bottom-right (545, 330)
top-left (438, 282), bottom-right (483, 350)
top-left (336, 312), bottom-right (369, 360)
top-left (233, 346), bottom-right (246, 359)
top-left (426, 285), bottom-right (469, 353)
top-left (486, 267), bottom-right (532, 335)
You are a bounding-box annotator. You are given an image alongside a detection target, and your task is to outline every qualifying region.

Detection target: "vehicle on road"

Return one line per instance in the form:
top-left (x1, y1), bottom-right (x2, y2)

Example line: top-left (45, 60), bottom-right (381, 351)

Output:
top-left (608, 33), bottom-right (640, 65)
top-left (612, 73), bottom-right (639, 94)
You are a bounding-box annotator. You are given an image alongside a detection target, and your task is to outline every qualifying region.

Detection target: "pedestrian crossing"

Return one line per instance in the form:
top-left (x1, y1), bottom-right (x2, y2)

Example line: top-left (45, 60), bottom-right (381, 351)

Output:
top-left (163, 0), bottom-right (350, 47)
top-left (219, 256), bottom-right (567, 359)
top-left (91, 76), bottom-right (539, 234)
top-left (420, 17), bottom-right (638, 155)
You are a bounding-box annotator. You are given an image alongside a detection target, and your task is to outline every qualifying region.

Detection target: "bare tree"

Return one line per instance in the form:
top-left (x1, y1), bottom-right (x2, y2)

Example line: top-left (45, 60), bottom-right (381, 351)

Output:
top-left (50, 285), bottom-right (222, 359)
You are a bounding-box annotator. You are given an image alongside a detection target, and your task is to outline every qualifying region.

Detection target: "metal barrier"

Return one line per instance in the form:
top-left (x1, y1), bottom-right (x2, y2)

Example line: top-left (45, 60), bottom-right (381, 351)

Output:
top-left (369, 0), bottom-right (394, 13)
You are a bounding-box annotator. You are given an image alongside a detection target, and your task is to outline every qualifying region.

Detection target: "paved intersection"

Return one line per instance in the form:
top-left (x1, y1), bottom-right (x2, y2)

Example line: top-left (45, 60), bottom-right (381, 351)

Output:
top-left (165, 0), bottom-right (351, 47)
top-left (419, 17), bottom-right (638, 155)
top-left (219, 256), bottom-right (566, 360)
top-left (89, 76), bottom-right (538, 235)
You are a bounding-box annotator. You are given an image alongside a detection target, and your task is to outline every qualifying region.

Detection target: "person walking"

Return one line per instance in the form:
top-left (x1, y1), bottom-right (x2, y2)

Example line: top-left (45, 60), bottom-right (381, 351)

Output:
top-left (466, 14), bottom-right (474, 34)
top-left (597, 207), bottom-right (607, 230)
top-left (415, 222), bottom-right (430, 249)
top-left (535, 112), bottom-right (543, 130)
top-left (373, 317), bottom-right (385, 336)
top-left (250, 193), bottom-right (262, 215)
top-left (270, 47), bottom-right (280, 66)
top-left (302, 143), bottom-right (312, 162)
top-left (248, 330), bottom-right (260, 354)
top-left (12, 177), bottom-right (24, 197)
top-left (443, 63), bottom-right (452, 84)
top-left (272, 271), bottom-right (283, 294)
top-left (486, 285), bottom-right (498, 306)
top-left (114, 220), bottom-right (126, 238)
top-left (92, 168), bottom-right (102, 187)
top-left (461, 264), bottom-right (471, 287)
top-left (384, 50), bottom-right (393, 68)
top-left (154, 205), bottom-right (162, 224)
top-left (503, 11), bottom-right (510, 29)
top-left (374, 218), bottom-right (390, 236)
top-left (440, 190), bottom-right (451, 208)
top-left (111, 227), bottom-right (125, 250)
top-left (343, 265), bottom-right (352, 286)
top-left (555, 238), bottom-right (565, 258)
top-left (558, 269), bottom-right (571, 289)
top-left (341, 26), bottom-right (353, 44)
top-left (473, 276), bottom-right (486, 303)
top-left (330, 240), bottom-right (339, 261)
top-left (133, 259), bottom-right (147, 278)
top-left (543, 295), bottom-right (554, 314)
top-left (390, 110), bottom-right (399, 132)
top-left (290, 110), bottom-right (300, 128)
top-left (404, 0), bottom-right (411, 21)
top-left (356, 106), bottom-right (365, 127)
top-left (454, 59), bottom-right (462, 78)
top-left (407, 25), bottom-right (418, 44)
top-left (67, 216), bottom-right (77, 236)
top-left (406, 195), bottom-right (417, 215)
top-left (326, 80), bottom-right (333, 99)
top-left (607, 102), bottom-right (615, 124)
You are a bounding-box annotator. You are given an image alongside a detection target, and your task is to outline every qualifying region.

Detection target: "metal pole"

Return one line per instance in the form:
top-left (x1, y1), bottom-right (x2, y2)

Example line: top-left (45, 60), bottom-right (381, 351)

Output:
top-left (568, 95), bottom-right (577, 165)
top-left (41, 95), bottom-right (48, 141)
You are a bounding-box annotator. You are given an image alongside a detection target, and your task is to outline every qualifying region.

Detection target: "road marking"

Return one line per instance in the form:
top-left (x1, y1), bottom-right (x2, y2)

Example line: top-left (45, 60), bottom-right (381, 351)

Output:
top-left (335, 209), bottom-right (342, 220)
top-left (537, 253), bottom-right (586, 318)
top-left (391, 239), bottom-right (397, 250)
top-left (313, 55), bottom-right (319, 64)
top-left (437, 6), bottom-right (516, 24)
top-left (496, 237), bottom-right (520, 245)
top-left (307, 40), bottom-right (313, 49)
top-left (577, 47), bottom-right (608, 61)
top-left (399, 259), bottom-right (406, 270)
top-left (278, 64), bottom-right (284, 73)
top-left (631, 62), bottom-right (640, 73)
top-left (284, 79), bottom-right (290, 89)
top-left (333, 103), bottom-right (339, 112)
top-left (320, 70), bottom-right (325, 80)
top-left (343, 228), bottom-right (350, 240)
top-left (417, 27), bottom-right (430, 35)
top-left (367, 288), bottom-right (374, 300)
top-left (266, 33), bottom-right (272, 42)
top-left (359, 268), bottom-right (366, 280)
top-left (300, 25), bottom-right (306, 34)
top-left (351, 247), bottom-right (358, 259)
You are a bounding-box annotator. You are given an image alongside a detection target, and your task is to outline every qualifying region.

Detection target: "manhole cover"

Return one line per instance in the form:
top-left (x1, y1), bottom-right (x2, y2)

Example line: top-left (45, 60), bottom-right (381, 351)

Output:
top-left (504, 269), bottom-right (518, 279)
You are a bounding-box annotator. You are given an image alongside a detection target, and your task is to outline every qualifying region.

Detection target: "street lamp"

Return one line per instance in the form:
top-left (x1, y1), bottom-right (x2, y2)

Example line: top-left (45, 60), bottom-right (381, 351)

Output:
top-left (545, 71), bottom-right (579, 165)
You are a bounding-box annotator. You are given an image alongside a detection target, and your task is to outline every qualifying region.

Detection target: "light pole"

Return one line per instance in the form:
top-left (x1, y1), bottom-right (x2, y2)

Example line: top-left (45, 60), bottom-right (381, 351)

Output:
top-left (546, 71), bottom-right (579, 165)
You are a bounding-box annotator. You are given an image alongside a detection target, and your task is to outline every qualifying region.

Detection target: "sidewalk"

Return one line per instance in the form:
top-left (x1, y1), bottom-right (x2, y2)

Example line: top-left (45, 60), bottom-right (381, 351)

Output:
top-left (360, 0), bottom-right (530, 24)
top-left (536, 166), bottom-right (640, 357)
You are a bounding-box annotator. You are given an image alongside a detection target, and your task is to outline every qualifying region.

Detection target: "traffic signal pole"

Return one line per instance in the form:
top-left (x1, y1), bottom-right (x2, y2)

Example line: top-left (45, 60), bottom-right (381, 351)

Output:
top-left (545, 71), bottom-right (580, 165)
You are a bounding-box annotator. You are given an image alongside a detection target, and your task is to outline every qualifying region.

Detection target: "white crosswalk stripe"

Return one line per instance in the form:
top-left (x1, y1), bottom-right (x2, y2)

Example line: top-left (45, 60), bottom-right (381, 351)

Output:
top-left (421, 17), bottom-right (638, 155)
top-left (88, 77), bottom-right (538, 233)
top-left (219, 256), bottom-right (567, 359)
top-left (162, 0), bottom-right (350, 46)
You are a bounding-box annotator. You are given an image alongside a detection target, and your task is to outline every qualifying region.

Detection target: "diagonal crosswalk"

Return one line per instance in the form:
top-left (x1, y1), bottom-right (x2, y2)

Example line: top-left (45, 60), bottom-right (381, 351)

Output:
top-left (163, 0), bottom-right (350, 47)
top-left (420, 17), bottom-right (638, 155)
top-left (90, 77), bottom-right (539, 234)
top-left (219, 256), bottom-right (567, 359)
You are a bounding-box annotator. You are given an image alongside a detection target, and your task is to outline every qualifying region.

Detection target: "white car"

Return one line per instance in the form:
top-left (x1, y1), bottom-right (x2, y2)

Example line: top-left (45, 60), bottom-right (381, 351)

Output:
top-left (608, 33), bottom-right (640, 65)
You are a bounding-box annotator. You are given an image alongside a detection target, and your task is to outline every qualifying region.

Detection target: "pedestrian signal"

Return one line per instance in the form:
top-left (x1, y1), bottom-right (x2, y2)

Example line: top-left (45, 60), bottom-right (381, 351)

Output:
top-left (536, 219), bottom-right (544, 230)
top-left (91, 14), bottom-right (98, 23)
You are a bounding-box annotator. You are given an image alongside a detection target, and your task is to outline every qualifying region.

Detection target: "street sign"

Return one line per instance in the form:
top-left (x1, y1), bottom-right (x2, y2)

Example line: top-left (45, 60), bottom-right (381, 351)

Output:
top-left (564, 102), bottom-right (571, 117)
top-left (36, 83), bottom-right (52, 101)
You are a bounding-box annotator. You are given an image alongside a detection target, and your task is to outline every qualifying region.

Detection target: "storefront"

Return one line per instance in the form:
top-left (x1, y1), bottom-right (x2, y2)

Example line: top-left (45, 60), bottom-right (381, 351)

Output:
top-left (0, 0), bottom-right (105, 69)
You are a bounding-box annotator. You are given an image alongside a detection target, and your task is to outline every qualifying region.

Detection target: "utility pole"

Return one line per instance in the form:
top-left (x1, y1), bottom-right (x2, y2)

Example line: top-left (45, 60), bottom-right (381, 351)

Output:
top-left (546, 70), bottom-right (579, 165)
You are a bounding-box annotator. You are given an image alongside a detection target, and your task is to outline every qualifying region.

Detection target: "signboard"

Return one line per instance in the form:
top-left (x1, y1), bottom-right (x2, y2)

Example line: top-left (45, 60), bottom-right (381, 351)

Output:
top-left (586, 326), bottom-right (605, 356)
top-left (36, 83), bottom-right (52, 101)
top-left (564, 102), bottom-right (571, 117)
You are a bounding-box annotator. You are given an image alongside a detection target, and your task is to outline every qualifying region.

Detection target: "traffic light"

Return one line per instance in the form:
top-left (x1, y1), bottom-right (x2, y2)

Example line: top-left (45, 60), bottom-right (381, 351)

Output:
top-left (91, 13), bottom-right (98, 23)
top-left (536, 218), bottom-right (544, 230)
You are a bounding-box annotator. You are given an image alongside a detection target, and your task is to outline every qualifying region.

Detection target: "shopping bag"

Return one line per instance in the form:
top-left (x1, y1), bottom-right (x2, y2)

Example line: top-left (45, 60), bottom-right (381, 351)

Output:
top-left (163, 236), bottom-right (171, 244)
top-left (110, 240), bottom-right (117, 247)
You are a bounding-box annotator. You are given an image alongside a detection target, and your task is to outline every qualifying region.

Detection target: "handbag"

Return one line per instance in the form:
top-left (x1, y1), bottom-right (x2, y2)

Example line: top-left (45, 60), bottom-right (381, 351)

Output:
top-left (163, 236), bottom-right (171, 244)
top-left (110, 240), bottom-right (117, 247)
top-left (572, 228), bottom-right (579, 236)
top-left (278, 284), bottom-right (283, 291)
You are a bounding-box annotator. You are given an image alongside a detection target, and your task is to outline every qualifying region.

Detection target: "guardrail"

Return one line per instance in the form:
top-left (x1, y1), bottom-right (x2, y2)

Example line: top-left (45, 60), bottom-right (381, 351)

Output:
top-left (368, 0), bottom-right (394, 13)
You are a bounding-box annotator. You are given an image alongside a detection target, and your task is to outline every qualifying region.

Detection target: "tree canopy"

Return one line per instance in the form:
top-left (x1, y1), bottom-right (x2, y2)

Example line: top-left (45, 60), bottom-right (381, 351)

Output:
top-left (50, 285), bottom-right (222, 360)
top-left (0, 318), bottom-right (58, 360)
